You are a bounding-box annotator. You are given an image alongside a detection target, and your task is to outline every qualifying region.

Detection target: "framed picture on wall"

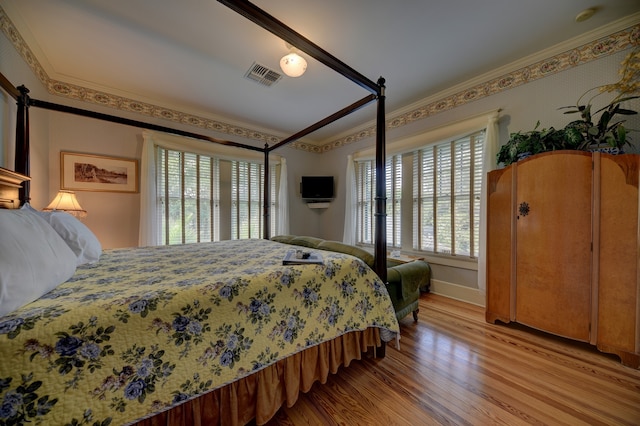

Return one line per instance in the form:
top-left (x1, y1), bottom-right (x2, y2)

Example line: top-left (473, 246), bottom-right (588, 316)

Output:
top-left (61, 151), bottom-right (139, 193)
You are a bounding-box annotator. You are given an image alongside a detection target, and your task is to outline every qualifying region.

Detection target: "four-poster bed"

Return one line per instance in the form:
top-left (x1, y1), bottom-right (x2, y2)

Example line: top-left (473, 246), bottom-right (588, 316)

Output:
top-left (0, 1), bottom-right (392, 424)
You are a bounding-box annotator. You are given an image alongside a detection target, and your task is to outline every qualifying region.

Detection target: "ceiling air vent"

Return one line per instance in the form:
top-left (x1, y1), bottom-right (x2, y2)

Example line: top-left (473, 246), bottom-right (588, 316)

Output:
top-left (244, 62), bottom-right (282, 87)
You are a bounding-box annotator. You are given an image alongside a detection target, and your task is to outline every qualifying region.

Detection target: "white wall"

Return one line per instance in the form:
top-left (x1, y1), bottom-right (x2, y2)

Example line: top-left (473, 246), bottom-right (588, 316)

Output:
top-left (2, 21), bottom-right (639, 303)
top-left (47, 114), bottom-right (143, 248)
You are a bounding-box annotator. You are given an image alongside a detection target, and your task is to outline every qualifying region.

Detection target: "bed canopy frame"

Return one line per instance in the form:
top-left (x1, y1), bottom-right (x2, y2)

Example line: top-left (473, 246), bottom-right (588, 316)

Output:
top-left (0, 0), bottom-right (388, 280)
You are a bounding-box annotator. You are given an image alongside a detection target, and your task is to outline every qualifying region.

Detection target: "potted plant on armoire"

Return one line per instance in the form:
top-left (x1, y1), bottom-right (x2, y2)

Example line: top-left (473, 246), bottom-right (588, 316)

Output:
top-left (497, 47), bottom-right (639, 166)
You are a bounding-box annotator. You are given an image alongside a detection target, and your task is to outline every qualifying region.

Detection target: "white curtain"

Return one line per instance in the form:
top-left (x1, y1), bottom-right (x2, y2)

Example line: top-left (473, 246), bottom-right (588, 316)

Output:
top-left (138, 130), bottom-right (285, 246)
top-left (343, 154), bottom-right (357, 244)
top-left (138, 135), bottom-right (158, 246)
top-left (477, 111), bottom-right (500, 294)
top-left (277, 157), bottom-right (289, 235)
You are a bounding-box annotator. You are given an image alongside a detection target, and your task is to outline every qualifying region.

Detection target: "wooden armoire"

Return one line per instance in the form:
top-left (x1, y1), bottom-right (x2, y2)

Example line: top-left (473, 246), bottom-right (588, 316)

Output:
top-left (485, 150), bottom-right (640, 368)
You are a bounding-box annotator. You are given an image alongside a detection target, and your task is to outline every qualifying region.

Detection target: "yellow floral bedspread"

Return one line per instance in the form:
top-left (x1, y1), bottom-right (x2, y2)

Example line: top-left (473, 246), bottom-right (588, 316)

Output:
top-left (0, 239), bottom-right (399, 426)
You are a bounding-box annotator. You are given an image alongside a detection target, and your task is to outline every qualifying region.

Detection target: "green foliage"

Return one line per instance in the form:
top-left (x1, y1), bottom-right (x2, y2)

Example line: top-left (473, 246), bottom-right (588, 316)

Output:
top-left (497, 96), bottom-right (638, 167)
top-left (497, 48), bottom-right (639, 167)
top-left (559, 94), bottom-right (639, 150)
top-left (497, 122), bottom-right (574, 166)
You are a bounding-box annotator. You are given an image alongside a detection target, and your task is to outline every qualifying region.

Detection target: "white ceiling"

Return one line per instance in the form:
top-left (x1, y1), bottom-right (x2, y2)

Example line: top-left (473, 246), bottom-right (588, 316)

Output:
top-left (3, 0), bottom-right (640, 145)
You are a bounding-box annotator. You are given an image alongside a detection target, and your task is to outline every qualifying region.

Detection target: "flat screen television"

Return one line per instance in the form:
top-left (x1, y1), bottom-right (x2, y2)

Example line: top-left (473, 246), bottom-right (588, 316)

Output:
top-left (301, 176), bottom-right (334, 201)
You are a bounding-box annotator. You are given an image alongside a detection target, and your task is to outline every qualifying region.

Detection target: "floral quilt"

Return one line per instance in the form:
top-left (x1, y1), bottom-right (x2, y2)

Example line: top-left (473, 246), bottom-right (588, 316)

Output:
top-left (0, 239), bottom-right (399, 426)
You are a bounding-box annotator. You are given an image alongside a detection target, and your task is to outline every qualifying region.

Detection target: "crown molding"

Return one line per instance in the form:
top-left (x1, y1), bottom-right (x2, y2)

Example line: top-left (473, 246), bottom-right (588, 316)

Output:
top-left (2, 5), bottom-right (638, 154)
top-left (0, 4), bottom-right (297, 149)
top-left (325, 15), bottom-right (640, 151)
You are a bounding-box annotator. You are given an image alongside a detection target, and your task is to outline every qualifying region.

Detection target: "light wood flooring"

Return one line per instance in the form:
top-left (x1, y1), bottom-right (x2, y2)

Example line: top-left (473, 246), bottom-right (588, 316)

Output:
top-left (263, 293), bottom-right (640, 425)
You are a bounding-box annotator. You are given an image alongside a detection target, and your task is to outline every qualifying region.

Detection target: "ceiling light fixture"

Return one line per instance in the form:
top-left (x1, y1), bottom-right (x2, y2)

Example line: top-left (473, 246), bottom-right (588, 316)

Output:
top-left (280, 45), bottom-right (307, 77)
top-left (575, 7), bottom-right (598, 23)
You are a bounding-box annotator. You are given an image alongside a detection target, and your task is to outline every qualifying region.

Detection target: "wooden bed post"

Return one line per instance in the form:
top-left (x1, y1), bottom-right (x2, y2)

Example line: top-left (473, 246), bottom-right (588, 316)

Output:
top-left (15, 85), bottom-right (30, 205)
top-left (263, 144), bottom-right (270, 240)
top-left (374, 78), bottom-right (387, 282)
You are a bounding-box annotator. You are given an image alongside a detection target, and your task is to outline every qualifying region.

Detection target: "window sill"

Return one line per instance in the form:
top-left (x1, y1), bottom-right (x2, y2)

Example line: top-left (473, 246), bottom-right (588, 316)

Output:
top-left (408, 252), bottom-right (478, 270)
top-left (357, 244), bottom-right (478, 271)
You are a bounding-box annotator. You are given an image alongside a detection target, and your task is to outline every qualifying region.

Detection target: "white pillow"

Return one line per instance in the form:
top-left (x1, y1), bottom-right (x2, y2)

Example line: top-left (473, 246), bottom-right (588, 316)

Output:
top-left (41, 211), bottom-right (102, 266)
top-left (0, 208), bottom-right (77, 317)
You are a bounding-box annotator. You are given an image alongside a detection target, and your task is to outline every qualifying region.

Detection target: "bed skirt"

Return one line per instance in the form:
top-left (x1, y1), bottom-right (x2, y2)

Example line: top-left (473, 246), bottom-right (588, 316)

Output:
top-left (131, 328), bottom-right (381, 426)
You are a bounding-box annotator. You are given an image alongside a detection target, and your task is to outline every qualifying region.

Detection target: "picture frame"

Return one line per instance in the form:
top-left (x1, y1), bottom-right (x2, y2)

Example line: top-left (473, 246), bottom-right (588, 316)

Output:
top-left (61, 151), bottom-right (139, 193)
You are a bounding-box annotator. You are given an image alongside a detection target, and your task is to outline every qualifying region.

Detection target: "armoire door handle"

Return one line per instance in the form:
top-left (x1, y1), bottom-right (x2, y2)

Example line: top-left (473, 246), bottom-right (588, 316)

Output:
top-left (518, 201), bottom-right (530, 219)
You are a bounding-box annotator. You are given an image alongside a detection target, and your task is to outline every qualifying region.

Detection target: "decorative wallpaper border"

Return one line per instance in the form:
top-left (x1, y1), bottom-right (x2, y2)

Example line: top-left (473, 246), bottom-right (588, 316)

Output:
top-left (0, 6), bottom-right (282, 147)
top-left (1, 5), bottom-right (638, 154)
top-left (327, 24), bottom-right (640, 152)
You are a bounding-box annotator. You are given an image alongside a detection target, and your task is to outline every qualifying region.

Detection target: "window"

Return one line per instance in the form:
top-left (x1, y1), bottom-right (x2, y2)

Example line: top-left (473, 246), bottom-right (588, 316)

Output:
top-left (354, 130), bottom-right (483, 258)
top-left (355, 154), bottom-right (402, 248)
top-left (147, 130), bottom-right (287, 246)
top-left (355, 160), bottom-right (374, 246)
top-left (231, 160), bottom-right (277, 239)
top-left (413, 131), bottom-right (484, 257)
top-left (387, 155), bottom-right (402, 248)
top-left (156, 151), bottom-right (280, 244)
top-left (156, 147), bottom-right (220, 245)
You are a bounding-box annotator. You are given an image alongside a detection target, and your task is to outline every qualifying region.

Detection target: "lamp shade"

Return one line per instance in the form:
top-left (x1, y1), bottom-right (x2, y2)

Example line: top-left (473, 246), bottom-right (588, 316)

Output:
top-left (43, 190), bottom-right (87, 218)
top-left (280, 52), bottom-right (307, 77)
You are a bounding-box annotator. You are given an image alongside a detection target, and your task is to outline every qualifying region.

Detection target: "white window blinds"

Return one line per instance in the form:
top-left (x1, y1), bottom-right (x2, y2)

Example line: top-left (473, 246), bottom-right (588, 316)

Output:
top-left (413, 131), bottom-right (484, 256)
top-left (356, 154), bottom-right (402, 248)
top-left (231, 160), bottom-right (277, 239)
top-left (156, 148), bottom-right (220, 245)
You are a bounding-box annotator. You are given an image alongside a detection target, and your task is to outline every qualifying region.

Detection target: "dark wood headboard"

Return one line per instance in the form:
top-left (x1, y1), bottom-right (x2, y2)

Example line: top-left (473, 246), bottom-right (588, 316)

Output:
top-left (0, 167), bottom-right (29, 209)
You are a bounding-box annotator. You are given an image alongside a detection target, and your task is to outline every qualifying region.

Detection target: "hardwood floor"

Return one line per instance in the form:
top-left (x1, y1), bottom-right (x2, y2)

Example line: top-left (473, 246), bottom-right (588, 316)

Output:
top-left (263, 293), bottom-right (640, 426)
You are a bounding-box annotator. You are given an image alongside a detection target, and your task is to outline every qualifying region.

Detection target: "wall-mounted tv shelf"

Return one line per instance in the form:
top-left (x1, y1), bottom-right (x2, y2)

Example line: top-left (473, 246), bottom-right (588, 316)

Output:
top-left (307, 202), bottom-right (330, 209)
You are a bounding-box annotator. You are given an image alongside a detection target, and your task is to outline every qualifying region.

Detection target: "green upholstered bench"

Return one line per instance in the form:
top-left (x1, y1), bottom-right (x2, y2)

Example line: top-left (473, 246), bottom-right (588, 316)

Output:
top-left (271, 235), bottom-right (431, 322)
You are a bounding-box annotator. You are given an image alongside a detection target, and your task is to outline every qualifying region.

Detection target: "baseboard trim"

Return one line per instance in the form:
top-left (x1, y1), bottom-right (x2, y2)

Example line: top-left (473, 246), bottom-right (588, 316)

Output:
top-left (429, 279), bottom-right (486, 307)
